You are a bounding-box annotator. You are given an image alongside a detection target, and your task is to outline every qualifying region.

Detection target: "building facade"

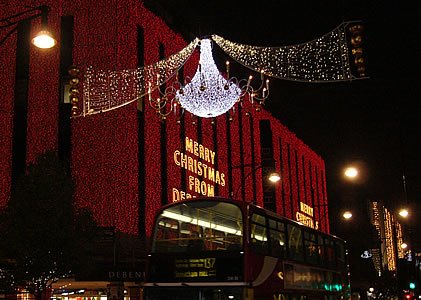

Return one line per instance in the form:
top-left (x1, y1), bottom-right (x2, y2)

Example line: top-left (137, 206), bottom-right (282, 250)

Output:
top-left (1, 0), bottom-right (330, 293)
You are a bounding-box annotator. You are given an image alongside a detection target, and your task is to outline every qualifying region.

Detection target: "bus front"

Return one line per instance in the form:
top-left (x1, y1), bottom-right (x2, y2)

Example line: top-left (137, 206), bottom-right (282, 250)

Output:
top-left (143, 198), bottom-right (249, 300)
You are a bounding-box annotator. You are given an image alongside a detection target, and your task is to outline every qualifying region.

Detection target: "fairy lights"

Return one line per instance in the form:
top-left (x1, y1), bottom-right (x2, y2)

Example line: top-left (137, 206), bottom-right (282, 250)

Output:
top-left (81, 38), bottom-right (199, 117)
top-left (79, 21), bottom-right (362, 119)
top-left (212, 22), bottom-right (354, 82)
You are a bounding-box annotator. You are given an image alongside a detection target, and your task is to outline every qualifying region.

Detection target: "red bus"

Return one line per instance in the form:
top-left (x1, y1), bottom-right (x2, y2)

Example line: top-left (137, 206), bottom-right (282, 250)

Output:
top-left (143, 197), bottom-right (350, 300)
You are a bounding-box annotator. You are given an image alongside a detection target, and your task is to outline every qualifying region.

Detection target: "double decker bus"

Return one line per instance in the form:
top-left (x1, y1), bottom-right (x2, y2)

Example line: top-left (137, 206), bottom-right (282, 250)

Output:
top-left (143, 197), bottom-right (350, 300)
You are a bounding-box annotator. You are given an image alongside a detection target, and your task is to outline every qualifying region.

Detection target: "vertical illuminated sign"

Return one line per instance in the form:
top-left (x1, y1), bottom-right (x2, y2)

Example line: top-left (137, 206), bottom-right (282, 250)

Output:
top-left (172, 137), bottom-right (226, 202)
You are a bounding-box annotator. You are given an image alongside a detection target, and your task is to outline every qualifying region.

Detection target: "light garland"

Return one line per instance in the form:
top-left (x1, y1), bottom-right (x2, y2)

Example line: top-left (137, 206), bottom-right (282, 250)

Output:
top-left (212, 21), bottom-right (355, 82)
top-left (79, 38), bottom-right (199, 117)
top-left (77, 21), bottom-right (365, 119)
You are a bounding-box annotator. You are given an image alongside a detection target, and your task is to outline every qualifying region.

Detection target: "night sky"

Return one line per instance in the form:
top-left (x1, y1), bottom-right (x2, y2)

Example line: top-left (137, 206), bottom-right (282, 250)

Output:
top-left (145, 0), bottom-right (420, 249)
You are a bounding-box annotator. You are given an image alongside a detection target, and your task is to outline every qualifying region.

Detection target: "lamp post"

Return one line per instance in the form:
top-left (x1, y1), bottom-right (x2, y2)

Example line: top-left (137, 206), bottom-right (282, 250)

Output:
top-left (1, 5), bottom-right (56, 48)
top-left (231, 163), bottom-right (280, 200)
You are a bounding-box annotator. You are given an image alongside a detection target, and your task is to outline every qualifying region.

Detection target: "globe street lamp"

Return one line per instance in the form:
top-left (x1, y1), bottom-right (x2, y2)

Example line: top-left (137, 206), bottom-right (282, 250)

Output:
top-left (343, 211), bottom-right (353, 220)
top-left (344, 166), bottom-right (358, 179)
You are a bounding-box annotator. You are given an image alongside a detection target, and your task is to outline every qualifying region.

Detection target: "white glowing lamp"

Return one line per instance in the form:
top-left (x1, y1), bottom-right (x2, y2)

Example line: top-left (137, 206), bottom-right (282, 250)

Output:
top-left (268, 172), bottom-right (281, 183)
top-left (398, 208), bottom-right (409, 218)
top-left (176, 39), bottom-right (241, 118)
top-left (343, 211), bottom-right (353, 220)
top-left (344, 167), bottom-right (358, 178)
top-left (32, 30), bottom-right (56, 49)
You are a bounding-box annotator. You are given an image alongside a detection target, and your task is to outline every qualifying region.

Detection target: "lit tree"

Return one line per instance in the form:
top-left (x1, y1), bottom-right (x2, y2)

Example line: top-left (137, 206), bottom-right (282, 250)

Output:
top-left (0, 151), bottom-right (95, 298)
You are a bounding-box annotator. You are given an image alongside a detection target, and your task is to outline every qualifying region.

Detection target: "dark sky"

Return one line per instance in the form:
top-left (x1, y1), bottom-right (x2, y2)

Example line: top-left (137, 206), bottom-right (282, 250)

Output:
top-left (145, 0), bottom-right (421, 248)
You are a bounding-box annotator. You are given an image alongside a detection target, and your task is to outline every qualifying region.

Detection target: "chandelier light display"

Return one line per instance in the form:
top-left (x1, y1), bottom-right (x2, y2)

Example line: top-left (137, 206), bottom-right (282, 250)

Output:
top-left (77, 21), bottom-right (364, 119)
top-left (174, 38), bottom-right (243, 118)
top-left (147, 38), bottom-right (269, 119)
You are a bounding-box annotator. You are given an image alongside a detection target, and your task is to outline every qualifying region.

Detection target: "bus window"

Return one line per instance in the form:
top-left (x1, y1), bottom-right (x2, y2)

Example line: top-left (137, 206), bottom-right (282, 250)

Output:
top-left (304, 231), bottom-right (318, 265)
top-left (287, 223), bottom-right (303, 261)
top-left (226, 233), bottom-right (242, 251)
top-left (318, 235), bottom-right (325, 264)
top-left (250, 214), bottom-right (268, 254)
top-left (154, 217), bottom-right (180, 252)
top-left (181, 222), bottom-right (204, 251)
top-left (204, 228), bottom-right (225, 250)
top-left (336, 240), bottom-right (346, 267)
top-left (152, 201), bottom-right (243, 253)
top-left (325, 237), bottom-right (336, 267)
top-left (269, 218), bottom-right (286, 257)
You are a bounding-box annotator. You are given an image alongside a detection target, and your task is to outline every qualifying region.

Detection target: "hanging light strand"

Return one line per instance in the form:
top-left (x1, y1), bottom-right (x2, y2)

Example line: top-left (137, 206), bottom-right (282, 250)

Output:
top-left (78, 38), bottom-right (199, 117)
top-left (212, 21), bottom-right (355, 83)
top-left (78, 21), bottom-right (364, 119)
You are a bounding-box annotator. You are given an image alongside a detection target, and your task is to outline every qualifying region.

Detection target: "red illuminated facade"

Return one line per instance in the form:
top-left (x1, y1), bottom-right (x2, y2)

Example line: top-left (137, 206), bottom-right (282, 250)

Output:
top-left (0, 0), bottom-right (329, 241)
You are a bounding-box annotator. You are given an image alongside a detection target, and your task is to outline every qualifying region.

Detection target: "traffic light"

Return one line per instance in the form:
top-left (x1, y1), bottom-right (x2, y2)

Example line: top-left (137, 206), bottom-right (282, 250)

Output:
top-left (409, 281), bottom-right (416, 290)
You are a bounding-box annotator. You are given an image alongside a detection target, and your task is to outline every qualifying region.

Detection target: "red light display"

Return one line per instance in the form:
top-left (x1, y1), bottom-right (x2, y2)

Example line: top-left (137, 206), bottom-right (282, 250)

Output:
top-left (1, 0), bottom-right (329, 236)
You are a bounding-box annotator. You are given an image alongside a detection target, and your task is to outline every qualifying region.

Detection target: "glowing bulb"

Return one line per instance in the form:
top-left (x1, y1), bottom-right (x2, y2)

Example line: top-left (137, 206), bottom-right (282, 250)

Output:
top-left (344, 167), bottom-right (358, 178)
top-left (268, 172), bottom-right (281, 183)
top-left (32, 30), bottom-right (56, 49)
top-left (343, 211), bottom-right (353, 220)
top-left (399, 209), bottom-right (409, 218)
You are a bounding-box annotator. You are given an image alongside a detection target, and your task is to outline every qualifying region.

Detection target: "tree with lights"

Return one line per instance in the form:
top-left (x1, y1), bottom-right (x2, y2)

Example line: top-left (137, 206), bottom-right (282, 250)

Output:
top-left (0, 151), bottom-right (97, 298)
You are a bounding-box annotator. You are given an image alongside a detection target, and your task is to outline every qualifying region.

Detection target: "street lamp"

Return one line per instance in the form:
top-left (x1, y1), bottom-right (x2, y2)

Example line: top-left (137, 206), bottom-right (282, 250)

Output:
top-left (398, 208), bottom-right (409, 218)
top-left (344, 167), bottom-right (358, 179)
top-left (1, 5), bottom-right (57, 49)
top-left (343, 211), bottom-right (353, 220)
top-left (232, 163), bottom-right (280, 200)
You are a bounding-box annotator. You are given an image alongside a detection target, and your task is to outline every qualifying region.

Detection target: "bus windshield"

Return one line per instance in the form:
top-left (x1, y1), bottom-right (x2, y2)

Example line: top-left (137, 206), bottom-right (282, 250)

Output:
top-left (152, 201), bottom-right (243, 253)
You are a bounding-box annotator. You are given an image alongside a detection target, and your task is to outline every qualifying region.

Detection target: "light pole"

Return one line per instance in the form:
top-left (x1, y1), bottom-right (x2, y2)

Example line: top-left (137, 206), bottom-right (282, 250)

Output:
top-left (231, 163), bottom-right (280, 200)
top-left (1, 5), bottom-right (57, 48)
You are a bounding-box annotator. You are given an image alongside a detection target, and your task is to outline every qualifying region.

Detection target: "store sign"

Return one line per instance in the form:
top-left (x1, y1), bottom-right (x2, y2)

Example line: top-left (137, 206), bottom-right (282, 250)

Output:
top-left (108, 270), bottom-right (145, 281)
top-left (172, 137), bottom-right (226, 202)
top-left (296, 202), bottom-right (319, 230)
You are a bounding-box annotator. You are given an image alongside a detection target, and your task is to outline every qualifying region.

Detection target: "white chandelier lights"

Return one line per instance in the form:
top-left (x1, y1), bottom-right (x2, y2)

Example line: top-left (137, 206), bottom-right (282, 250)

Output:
top-left (77, 21), bottom-right (363, 119)
top-left (175, 39), bottom-right (242, 118)
top-left (146, 37), bottom-right (269, 120)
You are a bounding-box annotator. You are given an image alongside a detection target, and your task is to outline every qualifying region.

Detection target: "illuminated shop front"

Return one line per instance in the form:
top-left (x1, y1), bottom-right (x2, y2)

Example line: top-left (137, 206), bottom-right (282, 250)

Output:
top-left (1, 0), bottom-right (329, 293)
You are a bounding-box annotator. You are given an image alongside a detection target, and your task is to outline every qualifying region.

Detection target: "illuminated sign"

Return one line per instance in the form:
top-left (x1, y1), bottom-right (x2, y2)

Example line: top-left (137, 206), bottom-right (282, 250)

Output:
top-left (172, 137), bottom-right (226, 202)
top-left (296, 202), bottom-right (319, 230)
top-left (175, 258), bottom-right (217, 278)
top-left (108, 271), bottom-right (145, 280)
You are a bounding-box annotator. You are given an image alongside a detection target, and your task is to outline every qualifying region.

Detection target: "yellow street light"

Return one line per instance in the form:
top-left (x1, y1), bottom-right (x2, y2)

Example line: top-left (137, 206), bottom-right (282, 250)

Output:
top-left (343, 211), bottom-right (353, 220)
top-left (32, 30), bottom-right (56, 49)
top-left (398, 208), bottom-right (409, 218)
top-left (344, 166), bottom-right (358, 179)
top-left (268, 172), bottom-right (281, 183)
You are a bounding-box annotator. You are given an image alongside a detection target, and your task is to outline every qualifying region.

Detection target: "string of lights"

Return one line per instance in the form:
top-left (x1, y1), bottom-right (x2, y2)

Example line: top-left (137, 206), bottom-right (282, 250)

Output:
top-left (78, 21), bottom-right (362, 118)
top-left (212, 21), bottom-right (355, 83)
top-left (79, 38), bottom-right (199, 117)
